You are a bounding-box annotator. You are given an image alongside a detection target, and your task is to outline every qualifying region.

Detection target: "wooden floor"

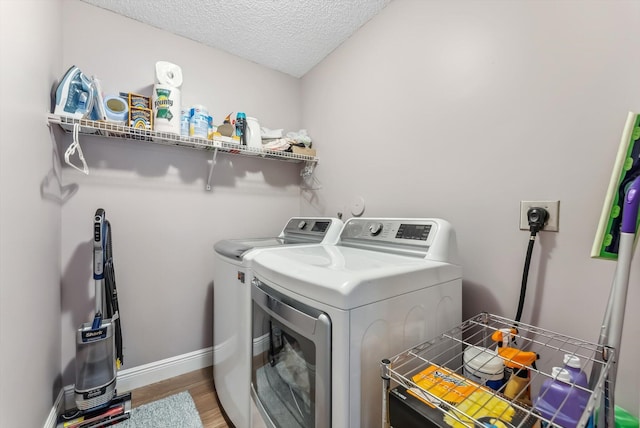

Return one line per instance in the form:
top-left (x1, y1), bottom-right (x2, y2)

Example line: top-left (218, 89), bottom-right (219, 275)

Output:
top-left (130, 366), bottom-right (233, 428)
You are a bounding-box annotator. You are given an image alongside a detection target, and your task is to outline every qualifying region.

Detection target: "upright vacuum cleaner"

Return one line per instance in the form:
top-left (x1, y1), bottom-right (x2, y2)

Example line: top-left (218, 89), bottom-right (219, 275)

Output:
top-left (58, 209), bottom-right (131, 428)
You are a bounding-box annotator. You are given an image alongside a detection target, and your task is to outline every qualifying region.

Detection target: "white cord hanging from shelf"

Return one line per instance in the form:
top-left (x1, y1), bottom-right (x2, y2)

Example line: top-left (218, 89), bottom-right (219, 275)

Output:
top-left (64, 123), bottom-right (89, 175)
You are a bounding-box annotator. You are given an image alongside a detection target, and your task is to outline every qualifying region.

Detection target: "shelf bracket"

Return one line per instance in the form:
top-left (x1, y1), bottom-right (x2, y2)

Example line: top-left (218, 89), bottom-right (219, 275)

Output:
top-left (206, 148), bottom-right (219, 191)
top-left (301, 161), bottom-right (322, 190)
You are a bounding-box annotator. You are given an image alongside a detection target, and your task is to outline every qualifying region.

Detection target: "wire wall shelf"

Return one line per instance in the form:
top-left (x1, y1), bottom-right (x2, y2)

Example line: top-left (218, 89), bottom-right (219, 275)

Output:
top-left (382, 312), bottom-right (613, 428)
top-left (47, 114), bottom-right (318, 190)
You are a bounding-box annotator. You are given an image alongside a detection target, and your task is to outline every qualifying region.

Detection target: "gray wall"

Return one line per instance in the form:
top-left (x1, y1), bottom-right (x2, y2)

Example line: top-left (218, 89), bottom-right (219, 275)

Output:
top-left (301, 0), bottom-right (639, 416)
top-left (58, 1), bottom-right (304, 385)
top-left (2, 0), bottom-right (638, 424)
top-left (0, 0), bottom-right (63, 426)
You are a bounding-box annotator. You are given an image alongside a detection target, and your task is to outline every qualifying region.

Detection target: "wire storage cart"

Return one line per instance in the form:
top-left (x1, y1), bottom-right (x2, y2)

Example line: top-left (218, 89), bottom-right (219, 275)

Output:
top-left (381, 313), bottom-right (613, 428)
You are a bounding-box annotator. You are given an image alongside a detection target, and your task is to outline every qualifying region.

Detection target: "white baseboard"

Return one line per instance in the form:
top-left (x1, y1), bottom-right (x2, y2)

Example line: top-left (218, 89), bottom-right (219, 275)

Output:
top-left (116, 346), bottom-right (213, 394)
top-left (46, 347), bottom-right (213, 427)
top-left (44, 390), bottom-right (64, 428)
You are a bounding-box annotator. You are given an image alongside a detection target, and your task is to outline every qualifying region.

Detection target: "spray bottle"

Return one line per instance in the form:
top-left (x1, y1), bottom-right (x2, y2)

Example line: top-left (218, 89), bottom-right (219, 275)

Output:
top-left (492, 328), bottom-right (537, 405)
top-left (499, 347), bottom-right (537, 405)
top-left (235, 112), bottom-right (247, 145)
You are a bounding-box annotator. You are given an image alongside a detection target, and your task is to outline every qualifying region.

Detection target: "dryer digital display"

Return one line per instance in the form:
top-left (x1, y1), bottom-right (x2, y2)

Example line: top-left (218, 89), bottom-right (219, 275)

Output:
top-left (312, 221), bottom-right (330, 232)
top-left (396, 224), bottom-right (431, 241)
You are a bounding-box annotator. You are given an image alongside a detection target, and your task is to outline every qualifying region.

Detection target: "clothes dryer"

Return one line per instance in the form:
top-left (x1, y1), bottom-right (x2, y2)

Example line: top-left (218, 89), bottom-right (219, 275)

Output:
top-left (213, 217), bottom-right (343, 428)
top-left (249, 218), bottom-right (462, 428)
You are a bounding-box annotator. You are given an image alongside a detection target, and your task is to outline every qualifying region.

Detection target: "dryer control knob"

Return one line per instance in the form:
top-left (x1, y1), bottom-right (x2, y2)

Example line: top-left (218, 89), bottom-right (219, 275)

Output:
top-left (368, 223), bottom-right (383, 236)
top-left (297, 220), bottom-right (307, 230)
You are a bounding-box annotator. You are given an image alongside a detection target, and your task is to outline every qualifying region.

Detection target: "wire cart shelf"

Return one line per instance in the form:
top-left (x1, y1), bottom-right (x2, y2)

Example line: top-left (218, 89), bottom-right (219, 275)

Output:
top-left (381, 312), bottom-right (613, 428)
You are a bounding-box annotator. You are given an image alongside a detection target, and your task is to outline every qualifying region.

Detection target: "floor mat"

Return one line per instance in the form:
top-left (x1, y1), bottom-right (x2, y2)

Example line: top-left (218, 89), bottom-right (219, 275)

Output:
top-left (114, 391), bottom-right (203, 428)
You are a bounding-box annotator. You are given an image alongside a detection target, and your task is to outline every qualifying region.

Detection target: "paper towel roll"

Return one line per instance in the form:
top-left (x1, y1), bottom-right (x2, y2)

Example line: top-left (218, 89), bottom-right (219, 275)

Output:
top-left (155, 61), bottom-right (183, 88)
top-left (152, 84), bottom-right (181, 134)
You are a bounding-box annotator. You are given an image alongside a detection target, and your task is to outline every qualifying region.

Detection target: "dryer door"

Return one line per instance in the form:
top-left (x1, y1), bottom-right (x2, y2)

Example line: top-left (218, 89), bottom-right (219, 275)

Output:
top-left (251, 279), bottom-right (331, 428)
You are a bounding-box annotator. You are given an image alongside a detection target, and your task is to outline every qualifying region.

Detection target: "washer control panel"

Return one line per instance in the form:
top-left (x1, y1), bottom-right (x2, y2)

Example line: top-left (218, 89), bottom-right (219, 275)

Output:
top-left (396, 223), bottom-right (431, 241)
top-left (283, 218), bottom-right (331, 234)
top-left (281, 217), bottom-right (342, 244)
top-left (368, 222), bottom-right (383, 236)
top-left (340, 218), bottom-right (437, 249)
top-left (341, 218), bottom-right (456, 262)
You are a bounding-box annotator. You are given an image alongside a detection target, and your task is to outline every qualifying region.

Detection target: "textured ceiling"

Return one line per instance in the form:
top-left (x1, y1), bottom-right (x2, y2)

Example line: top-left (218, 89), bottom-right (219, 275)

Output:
top-left (81, 0), bottom-right (391, 78)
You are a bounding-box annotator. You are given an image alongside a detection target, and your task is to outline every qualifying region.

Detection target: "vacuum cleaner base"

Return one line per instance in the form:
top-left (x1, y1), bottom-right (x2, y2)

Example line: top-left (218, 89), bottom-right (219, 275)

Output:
top-left (57, 392), bottom-right (132, 428)
top-left (74, 377), bottom-right (116, 412)
top-left (74, 320), bottom-right (117, 410)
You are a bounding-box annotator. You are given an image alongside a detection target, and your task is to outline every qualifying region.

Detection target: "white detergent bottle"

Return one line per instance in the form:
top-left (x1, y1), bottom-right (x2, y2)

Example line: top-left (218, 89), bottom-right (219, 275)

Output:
top-left (246, 117), bottom-right (262, 148)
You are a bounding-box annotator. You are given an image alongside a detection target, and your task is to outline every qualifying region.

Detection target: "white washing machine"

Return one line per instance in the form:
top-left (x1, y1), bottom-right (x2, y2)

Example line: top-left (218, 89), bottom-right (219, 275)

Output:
top-left (213, 217), bottom-right (343, 428)
top-left (249, 218), bottom-right (462, 428)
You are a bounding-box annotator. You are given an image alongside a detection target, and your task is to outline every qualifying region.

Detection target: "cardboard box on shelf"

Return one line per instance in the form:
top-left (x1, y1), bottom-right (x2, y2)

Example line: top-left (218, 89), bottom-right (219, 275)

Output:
top-left (119, 92), bottom-right (151, 110)
top-left (292, 146), bottom-right (316, 157)
top-left (129, 107), bottom-right (153, 130)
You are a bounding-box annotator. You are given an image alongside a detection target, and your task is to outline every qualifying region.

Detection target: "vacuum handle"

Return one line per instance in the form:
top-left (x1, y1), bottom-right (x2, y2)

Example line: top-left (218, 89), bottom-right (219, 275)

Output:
top-left (94, 209), bottom-right (105, 279)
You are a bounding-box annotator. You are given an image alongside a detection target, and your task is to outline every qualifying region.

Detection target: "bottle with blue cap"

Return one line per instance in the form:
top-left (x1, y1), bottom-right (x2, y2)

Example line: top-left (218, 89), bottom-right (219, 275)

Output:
top-left (235, 112), bottom-right (247, 145)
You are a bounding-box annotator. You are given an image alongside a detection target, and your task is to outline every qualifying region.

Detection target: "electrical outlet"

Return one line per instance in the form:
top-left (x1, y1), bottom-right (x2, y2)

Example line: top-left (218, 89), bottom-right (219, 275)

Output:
top-left (520, 200), bottom-right (560, 232)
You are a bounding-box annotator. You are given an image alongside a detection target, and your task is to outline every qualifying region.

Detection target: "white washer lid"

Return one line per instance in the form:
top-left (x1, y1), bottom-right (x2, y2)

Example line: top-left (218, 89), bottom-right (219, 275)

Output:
top-left (214, 237), bottom-right (284, 260)
top-left (213, 217), bottom-right (343, 260)
top-left (251, 245), bottom-right (461, 310)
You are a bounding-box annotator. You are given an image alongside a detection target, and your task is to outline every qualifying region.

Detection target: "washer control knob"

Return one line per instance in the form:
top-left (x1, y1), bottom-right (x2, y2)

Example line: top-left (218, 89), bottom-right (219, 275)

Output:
top-left (297, 220), bottom-right (307, 230)
top-left (368, 222), bottom-right (383, 236)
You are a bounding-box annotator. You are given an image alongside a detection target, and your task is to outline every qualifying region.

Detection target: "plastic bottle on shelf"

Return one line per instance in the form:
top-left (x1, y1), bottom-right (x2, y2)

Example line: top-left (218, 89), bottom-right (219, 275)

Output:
top-left (189, 105), bottom-right (209, 138)
top-left (207, 116), bottom-right (216, 140)
top-left (533, 367), bottom-right (590, 428)
top-left (562, 354), bottom-right (594, 428)
top-left (235, 112), bottom-right (246, 145)
top-left (463, 345), bottom-right (505, 391)
top-left (180, 109), bottom-right (190, 137)
top-left (503, 368), bottom-right (532, 406)
top-left (562, 354), bottom-right (589, 388)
